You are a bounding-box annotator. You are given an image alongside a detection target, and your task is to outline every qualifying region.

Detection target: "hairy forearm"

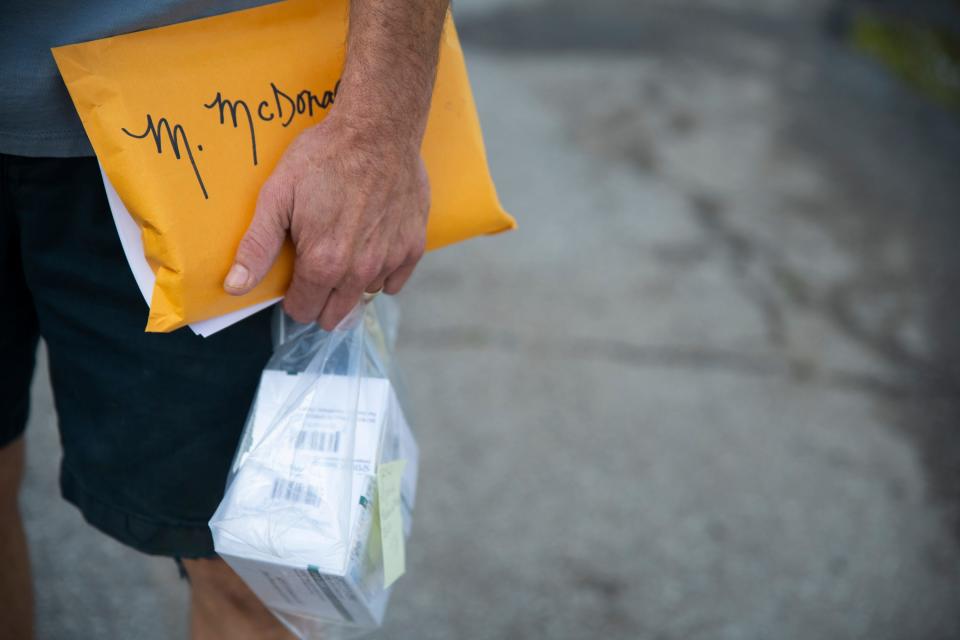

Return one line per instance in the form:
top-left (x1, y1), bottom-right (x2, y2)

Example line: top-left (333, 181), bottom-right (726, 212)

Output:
top-left (334, 0), bottom-right (450, 151)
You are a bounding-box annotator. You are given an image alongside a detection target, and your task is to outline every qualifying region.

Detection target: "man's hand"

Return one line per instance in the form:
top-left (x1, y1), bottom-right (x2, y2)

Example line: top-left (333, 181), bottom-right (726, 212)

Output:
top-left (223, 114), bottom-right (429, 329)
top-left (222, 0), bottom-right (448, 330)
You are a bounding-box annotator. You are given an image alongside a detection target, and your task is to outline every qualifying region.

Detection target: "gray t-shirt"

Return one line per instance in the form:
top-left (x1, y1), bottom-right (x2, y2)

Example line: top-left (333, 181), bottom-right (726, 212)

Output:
top-left (1, 1), bottom-right (272, 157)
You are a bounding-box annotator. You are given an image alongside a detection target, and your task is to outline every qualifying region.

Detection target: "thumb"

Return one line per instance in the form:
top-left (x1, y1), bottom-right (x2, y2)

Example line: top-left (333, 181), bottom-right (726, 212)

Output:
top-left (224, 181), bottom-right (290, 295)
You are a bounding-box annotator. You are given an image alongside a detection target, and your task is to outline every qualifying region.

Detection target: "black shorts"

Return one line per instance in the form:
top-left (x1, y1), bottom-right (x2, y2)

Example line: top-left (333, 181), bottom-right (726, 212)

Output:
top-left (1, 154), bottom-right (273, 558)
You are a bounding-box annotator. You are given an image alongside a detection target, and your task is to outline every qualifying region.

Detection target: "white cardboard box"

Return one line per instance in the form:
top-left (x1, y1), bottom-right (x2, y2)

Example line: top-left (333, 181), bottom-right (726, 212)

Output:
top-left (210, 372), bottom-right (418, 629)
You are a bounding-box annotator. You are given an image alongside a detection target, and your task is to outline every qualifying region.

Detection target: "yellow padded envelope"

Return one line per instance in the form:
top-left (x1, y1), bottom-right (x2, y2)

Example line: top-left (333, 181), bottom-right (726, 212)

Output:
top-left (52, 0), bottom-right (515, 332)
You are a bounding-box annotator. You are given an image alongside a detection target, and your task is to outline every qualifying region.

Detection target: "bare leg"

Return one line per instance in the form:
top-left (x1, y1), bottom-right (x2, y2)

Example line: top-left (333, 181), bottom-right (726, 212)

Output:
top-left (181, 557), bottom-right (296, 640)
top-left (0, 436), bottom-right (34, 640)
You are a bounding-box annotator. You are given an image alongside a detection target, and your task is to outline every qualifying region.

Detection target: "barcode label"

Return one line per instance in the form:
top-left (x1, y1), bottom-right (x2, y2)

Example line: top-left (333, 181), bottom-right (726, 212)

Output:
top-left (294, 430), bottom-right (341, 453)
top-left (270, 478), bottom-right (322, 506)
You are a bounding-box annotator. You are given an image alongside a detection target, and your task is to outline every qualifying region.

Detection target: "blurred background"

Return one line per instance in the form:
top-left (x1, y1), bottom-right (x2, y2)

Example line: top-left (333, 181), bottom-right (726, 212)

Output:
top-left (22, 0), bottom-right (960, 638)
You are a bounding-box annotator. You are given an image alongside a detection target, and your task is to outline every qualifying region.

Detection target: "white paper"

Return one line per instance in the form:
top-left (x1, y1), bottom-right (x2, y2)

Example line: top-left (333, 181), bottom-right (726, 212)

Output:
top-left (98, 165), bottom-right (281, 337)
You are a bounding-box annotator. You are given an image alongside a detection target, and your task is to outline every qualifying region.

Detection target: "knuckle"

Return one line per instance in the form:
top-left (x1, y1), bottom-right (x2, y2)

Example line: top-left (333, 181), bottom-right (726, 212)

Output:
top-left (292, 310), bottom-right (314, 324)
top-left (328, 303), bottom-right (349, 322)
top-left (257, 177), bottom-right (278, 201)
top-left (283, 301), bottom-right (314, 324)
top-left (300, 262), bottom-right (341, 287)
top-left (239, 230), bottom-right (272, 264)
top-left (383, 250), bottom-right (406, 274)
top-left (257, 178), bottom-right (283, 212)
top-left (320, 305), bottom-right (346, 330)
top-left (382, 259), bottom-right (402, 276)
top-left (324, 245), bottom-right (352, 273)
top-left (407, 238), bottom-right (426, 263)
top-left (353, 255), bottom-right (383, 284)
top-left (299, 249), bottom-right (346, 285)
top-left (384, 277), bottom-right (405, 295)
top-left (258, 177), bottom-right (292, 222)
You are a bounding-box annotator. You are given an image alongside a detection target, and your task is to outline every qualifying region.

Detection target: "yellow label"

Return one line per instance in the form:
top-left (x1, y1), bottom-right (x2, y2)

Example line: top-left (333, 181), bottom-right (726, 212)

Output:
top-left (377, 459), bottom-right (407, 589)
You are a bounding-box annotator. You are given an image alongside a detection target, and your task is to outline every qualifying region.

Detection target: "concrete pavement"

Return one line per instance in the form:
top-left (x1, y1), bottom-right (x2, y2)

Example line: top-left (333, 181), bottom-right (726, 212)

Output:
top-left (21, 1), bottom-right (960, 638)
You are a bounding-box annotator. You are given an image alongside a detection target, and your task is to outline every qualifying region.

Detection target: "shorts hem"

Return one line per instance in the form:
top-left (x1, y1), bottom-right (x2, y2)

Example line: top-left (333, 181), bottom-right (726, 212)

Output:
top-left (0, 396), bottom-right (30, 449)
top-left (60, 463), bottom-right (218, 558)
top-left (0, 424), bottom-right (27, 449)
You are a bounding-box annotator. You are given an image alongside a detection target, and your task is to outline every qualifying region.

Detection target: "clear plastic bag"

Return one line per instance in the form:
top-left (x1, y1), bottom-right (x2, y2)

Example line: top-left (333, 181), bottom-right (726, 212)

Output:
top-left (209, 296), bottom-right (418, 639)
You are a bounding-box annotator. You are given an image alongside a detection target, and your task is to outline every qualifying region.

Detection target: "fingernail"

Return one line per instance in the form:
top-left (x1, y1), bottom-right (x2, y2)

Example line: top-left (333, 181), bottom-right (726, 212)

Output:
top-left (224, 263), bottom-right (250, 291)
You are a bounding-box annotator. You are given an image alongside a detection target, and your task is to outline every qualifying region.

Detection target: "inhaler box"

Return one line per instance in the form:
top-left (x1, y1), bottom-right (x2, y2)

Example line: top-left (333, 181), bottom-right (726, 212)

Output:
top-left (210, 372), bottom-right (418, 629)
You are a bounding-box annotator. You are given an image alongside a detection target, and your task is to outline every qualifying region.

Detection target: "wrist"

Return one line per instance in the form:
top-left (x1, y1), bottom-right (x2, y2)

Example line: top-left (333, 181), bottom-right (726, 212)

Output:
top-left (325, 100), bottom-right (424, 157)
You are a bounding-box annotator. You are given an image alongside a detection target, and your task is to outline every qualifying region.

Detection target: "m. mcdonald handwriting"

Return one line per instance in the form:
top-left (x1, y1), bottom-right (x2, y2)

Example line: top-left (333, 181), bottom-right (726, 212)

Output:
top-left (120, 80), bottom-right (339, 199)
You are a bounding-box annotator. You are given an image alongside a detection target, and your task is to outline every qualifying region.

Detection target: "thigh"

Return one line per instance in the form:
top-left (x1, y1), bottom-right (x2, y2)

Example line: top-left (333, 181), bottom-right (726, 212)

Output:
top-left (0, 155), bottom-right (40, 449)
top-left (8, 155), bottom-right (274, 556)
